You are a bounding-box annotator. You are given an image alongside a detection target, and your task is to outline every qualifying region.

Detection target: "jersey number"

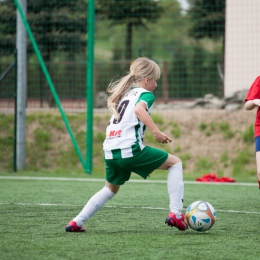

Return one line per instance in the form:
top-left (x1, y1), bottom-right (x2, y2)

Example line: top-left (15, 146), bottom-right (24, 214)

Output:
top-left (113, 100), bottom-right (129, 124)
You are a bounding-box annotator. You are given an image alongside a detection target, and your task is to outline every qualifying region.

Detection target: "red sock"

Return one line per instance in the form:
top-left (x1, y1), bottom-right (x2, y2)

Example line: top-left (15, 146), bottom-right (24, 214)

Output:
top-left (258, 180), bottom-right (260, 189)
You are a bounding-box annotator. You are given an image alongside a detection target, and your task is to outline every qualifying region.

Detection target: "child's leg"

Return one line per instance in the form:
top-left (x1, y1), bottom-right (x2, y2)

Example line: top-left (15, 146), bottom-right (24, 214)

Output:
top-left (158, 154), bottom-right (184, 214)
top-left (73, 182), bottom-right (120, 226)
top-left (158, 154), bottom-right (187, 230)
top-left (167, 161), bottom-right (184, 214)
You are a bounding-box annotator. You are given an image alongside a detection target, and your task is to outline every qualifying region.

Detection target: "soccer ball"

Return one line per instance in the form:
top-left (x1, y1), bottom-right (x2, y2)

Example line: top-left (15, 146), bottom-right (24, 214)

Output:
top-left (185, 200), bottom-right (216, 232)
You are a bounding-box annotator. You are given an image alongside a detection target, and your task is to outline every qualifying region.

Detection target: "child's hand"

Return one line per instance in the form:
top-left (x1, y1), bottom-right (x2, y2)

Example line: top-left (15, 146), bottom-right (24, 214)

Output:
top-left (153, 131), bottom-right (172, 144)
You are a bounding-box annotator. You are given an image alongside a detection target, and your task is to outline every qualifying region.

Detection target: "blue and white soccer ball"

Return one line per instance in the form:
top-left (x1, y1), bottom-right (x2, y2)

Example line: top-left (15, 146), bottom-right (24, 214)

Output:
top-left (185, 200), bottom-right (216, 232)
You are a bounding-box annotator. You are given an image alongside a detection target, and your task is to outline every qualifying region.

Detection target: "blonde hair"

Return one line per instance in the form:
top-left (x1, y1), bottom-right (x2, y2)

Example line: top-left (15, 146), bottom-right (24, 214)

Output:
top-left (107, 57), bottom-right (161, 119)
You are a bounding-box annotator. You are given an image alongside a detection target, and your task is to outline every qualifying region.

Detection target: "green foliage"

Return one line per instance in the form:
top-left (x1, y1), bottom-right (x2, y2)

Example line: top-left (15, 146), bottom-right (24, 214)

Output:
top-left (26, 114), bottom-right (37, 124)
top-left (0, 0), bottom-right (225, 101)
top-left (168, 41), bottom-right (222, 98)
top-left (232, 148), bottom-right (255, 176)
top-left (96, 0), bottom-right (164, 60)
top-left (162, 145), bottom-right (171, 154)
top-left (219, 122), bottom-right (229, 132)
top-left (188, 0), bottom-right (225, 40)
top-left (26, 129), bottom-right (52, 169)
top-left (220, 151), bottom-right (229, 167)
top-left (169, 44), bottom-right (188, 98)
top-left (179, 153), bottom-right (191, 169)
top-left (199, 122), bottom-right (216, 136)
top-left (75, 130), bottom-right (86, 144)
top-left (242, 124), bottom-right (254, 143)
top-left (170, 122), bottom-right (181, 138)
top-left (187, 0), bottom-right (225, 97)
top-left (38, 114), bottom-right (65, 131)
top-left (151, 114), bottom-right (163, 124)
top-left (33, 129), bottom-right (52, 150)
top-left (195, 156), bottom-right (214, 173)
top-left (0, 0), bottom-right (86, 57)
top-left (0, 0), bottom-right (16, 55)
top-left (94, 116), bottom-right (102, 124)
top-left (143, 132), bottom-right (155, 143)
top-left (94, 132), bottom-right (106, 143)
top-left (199, 122), bottom-right (207, 131)
top-left (174, 143), bottom-right (181, 152)
top-left (0, 114), bottom-right (14, 170)
top-left (96, 0), bottom-right (163, 27)
top-left (209, 122), bottom-right (216, 131)
top-left (130, 0), bottom-right (186, 61)
top-left (219, 122), bottom-right (234, 139)
top-left (1, 110), bottom-right (257, 178)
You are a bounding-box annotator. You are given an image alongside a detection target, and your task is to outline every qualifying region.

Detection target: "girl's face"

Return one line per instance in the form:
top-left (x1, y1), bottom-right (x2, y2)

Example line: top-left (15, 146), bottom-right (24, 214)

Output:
top-left (144, 77), bottom-right (157, 92)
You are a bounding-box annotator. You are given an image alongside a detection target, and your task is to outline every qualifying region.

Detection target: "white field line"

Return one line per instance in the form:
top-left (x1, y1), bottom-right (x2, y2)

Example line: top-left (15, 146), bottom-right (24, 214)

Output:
top-left (1, 176), bottom-right (259, 215)
top-left (0, 176), bottom-right (258, 186)
top-left (0, 202), bottom-right (259, 215)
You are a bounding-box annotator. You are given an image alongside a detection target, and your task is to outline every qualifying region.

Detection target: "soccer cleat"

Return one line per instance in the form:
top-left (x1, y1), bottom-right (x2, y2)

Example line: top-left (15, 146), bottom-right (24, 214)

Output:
top-left (165, 212), bottom-right (188, 231)
top-left (65, 220), bottom-right (85, 232)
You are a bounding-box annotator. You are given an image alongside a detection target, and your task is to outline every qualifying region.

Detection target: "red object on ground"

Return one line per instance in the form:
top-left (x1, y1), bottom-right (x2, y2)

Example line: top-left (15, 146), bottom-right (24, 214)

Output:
top-left (196, 173), bottom-right (236, 182)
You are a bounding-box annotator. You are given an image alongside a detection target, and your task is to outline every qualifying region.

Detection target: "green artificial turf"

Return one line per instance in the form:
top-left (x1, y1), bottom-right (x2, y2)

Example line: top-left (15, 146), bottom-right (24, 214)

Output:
top-left (0, 176), bottom-right (259, 260)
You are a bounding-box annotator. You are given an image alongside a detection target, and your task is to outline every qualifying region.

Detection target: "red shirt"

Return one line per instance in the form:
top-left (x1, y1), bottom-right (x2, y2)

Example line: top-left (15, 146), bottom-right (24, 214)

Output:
top-left (245, 76), bottom-right (260, 137)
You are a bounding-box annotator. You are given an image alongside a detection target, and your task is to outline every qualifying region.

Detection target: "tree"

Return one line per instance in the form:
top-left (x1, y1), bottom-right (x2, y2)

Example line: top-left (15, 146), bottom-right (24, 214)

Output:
top-left (0, 0), bottom-right (87, 57)
top-left (188, 0), bottom-right (225, 40)
top-left (187, 0), bottom-right (225, 96)
top-left (96, 0), bottom-right (163, 61)
top-left (0, 0), bottom-right (16, 56)
top-left (0, 0), bottom-right (87, 106)
top-left (170, 44), bottom-right (188, 98)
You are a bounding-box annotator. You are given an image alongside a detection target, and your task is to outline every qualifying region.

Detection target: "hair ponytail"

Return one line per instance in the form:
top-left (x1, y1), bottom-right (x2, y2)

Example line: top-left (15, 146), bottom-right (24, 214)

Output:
top-left (107, 57), bottom-right (161, 120)
top-left (107, 73), bottom-right (133, 120)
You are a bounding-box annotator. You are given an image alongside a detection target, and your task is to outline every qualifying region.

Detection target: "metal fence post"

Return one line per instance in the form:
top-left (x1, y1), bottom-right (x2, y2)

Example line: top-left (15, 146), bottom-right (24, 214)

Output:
top-left (16, 0), bottom-right (27, 170)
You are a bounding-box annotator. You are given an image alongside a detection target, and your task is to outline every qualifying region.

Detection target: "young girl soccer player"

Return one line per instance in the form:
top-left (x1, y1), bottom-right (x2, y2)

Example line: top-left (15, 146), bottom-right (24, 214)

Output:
top-left (245, 75), bottom-right (260, 189)
top-left (65, 57), bottom-right (188, 232)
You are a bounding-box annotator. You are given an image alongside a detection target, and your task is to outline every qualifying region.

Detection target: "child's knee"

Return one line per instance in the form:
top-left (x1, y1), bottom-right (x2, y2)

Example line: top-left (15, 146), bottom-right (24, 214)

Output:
top-left (168, 154), bottom-right (181, 165)
top-left (175, 157), bottom-right (182, 164)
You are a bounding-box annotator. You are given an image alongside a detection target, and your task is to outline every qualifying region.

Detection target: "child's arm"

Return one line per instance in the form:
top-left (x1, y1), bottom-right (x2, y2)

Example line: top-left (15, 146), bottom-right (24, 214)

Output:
top-left (245, 99), bottom-right (260, 110)
top-left (134, 102), bottom-right (172, 144)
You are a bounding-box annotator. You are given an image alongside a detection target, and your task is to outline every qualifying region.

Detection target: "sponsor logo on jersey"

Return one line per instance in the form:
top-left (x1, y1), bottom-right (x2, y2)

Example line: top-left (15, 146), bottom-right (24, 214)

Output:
top-left (106, 129), bottom-right (122, 139)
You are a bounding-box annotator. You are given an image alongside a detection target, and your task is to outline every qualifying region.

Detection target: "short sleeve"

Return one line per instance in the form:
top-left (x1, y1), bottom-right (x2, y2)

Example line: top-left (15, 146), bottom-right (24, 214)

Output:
top-left (245, 76), bottom-right (260, 101)
top-left (136, 92), bottom-right (155, 109)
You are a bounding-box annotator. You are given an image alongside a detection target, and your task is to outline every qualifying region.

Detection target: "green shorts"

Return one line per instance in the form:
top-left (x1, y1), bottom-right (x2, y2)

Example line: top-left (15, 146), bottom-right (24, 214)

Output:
top-left (104, 146), bottom-right (168, 185)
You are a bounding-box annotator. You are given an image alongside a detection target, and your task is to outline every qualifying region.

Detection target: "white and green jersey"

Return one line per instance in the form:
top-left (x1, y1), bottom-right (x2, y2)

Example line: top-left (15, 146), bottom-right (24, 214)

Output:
top-left (103, 87), bottom-right (155, 159)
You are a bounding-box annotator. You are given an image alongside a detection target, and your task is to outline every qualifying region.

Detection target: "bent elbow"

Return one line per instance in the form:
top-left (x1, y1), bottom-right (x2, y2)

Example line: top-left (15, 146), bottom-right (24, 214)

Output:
top-left (244, 101), bottom-right (254, 110)
top-left (244, 104), bottom-right (249, 110)
top-left (134, 106), bottom-right (142, 117)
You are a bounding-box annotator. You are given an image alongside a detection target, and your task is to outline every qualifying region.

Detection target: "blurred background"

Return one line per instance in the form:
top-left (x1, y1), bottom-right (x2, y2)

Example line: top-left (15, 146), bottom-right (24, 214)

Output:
top-left (0, 0), bottom-right (226, 106)
top-left (0, 0), bottom-right (259, 178)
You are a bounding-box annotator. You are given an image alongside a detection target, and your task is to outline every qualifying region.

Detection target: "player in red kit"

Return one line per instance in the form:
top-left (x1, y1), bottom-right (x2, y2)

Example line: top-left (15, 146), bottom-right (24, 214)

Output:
top-left (245, 76), bottom-right (260, 189)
